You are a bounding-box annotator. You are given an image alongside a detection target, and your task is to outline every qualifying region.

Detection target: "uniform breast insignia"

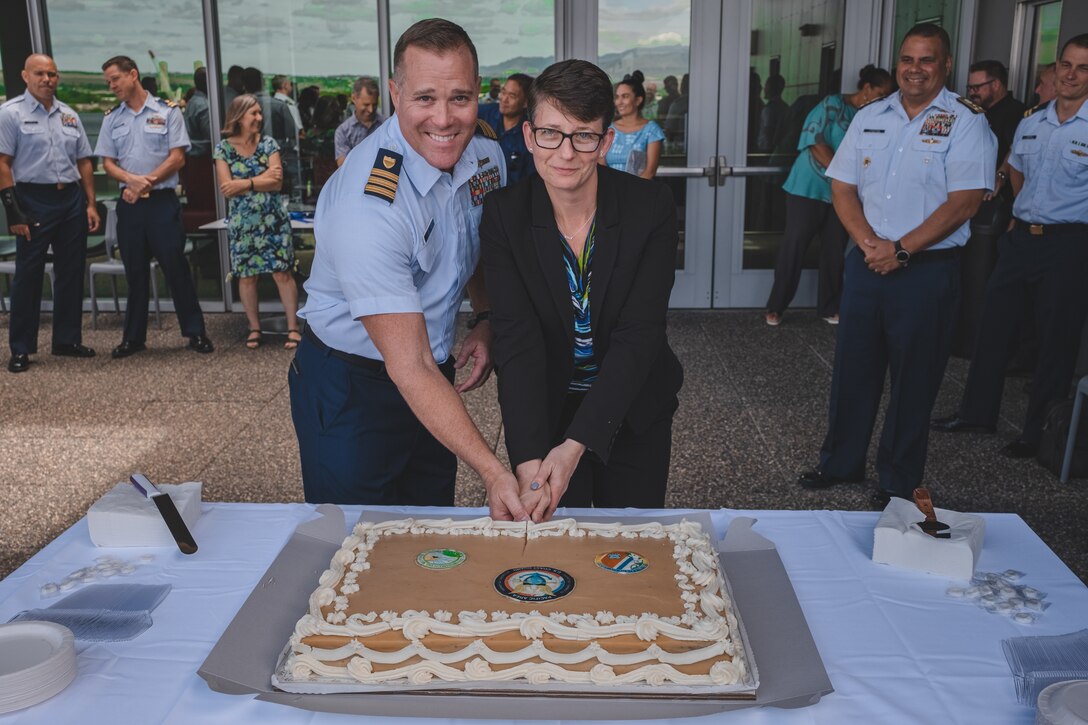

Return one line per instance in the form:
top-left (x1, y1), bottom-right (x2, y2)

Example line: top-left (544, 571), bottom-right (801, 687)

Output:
top-left (468, 164), bottom-right (501, 206)
top-left (60, 113), bottom-right (79, 129)
top-left (1071, 140), bottom-right (1088, 158)
top-left (1024, 102), bottom-right (1049, 118)
top-left (955, 96), bottom-right (985, 114)
top-left (920, 113), bottom-right (955, 137)
top-left (146, 115), bottom-right (167, 127)
top-left (363, 149), bottom-right (403, 203)
top-left (474, 119), bottom-right (498, 140)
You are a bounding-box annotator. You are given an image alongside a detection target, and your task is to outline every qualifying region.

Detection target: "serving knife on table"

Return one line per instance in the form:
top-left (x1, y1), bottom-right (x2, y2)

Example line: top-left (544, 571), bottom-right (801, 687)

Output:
top-left (129, 473), bottom-right (198, 555)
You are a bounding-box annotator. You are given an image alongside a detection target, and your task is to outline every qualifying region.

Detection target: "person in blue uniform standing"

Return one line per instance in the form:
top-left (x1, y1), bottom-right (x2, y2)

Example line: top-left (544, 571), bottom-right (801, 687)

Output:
top-left (289, 19), bottom-right (528, 521)
top-left (95, 55), bottom-right (213, 359)
top-left (477, 73), bottom-right (535, 185)
top-left (0, 54), bottom-right (100, 374)
top-left (797, 24), bottom-right (997, 501)
top-left (931, 34), bottom-right (1088, 458)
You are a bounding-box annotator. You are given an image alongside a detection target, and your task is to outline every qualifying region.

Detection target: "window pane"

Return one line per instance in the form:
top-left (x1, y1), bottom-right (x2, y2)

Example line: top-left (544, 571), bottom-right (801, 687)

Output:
top-left (216, 0), bottom-right (380, 304)
top-left (1028, 1), bottom-right (1063, 103)
top-left (598, 0), bottom-right (691, 270)
top-left (744, 0), bottom-right (845, 271)
top-left (893, 0), bottom-right (962, 61)
top-left (389, 0), bottom-right (555, 95)
top-left (46, 0), bottom-right (223, 305)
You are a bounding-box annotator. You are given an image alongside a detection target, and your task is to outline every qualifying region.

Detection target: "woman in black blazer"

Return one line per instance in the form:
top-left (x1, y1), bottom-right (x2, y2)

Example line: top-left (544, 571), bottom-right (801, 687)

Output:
top-left (481, 59), bottom-right (683, 522)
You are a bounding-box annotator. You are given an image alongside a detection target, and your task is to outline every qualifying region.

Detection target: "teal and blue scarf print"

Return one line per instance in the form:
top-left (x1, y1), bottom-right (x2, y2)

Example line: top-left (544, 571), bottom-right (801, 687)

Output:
top-left (562, 221), bottom-right (598, 392)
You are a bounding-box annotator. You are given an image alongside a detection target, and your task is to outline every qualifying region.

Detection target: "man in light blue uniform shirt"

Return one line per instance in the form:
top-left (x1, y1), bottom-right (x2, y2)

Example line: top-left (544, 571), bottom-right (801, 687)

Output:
top-left (0, 53), bottom-right (100, 373)
top-left (933, 33), bottom-right (1088, 458)
top-left (798, 24), bottom-right (996, 501)
top-left (290, 19), bottom-right (527, 521)
top-left (96, 55), bottom-right (212, 359)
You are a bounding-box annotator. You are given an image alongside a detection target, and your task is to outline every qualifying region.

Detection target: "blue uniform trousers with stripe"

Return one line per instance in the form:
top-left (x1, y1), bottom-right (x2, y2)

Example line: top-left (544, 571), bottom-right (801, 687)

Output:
top-left (818, 246), bottom-right (960, 496)
top-left (288, 335), bottom-right (457, 505)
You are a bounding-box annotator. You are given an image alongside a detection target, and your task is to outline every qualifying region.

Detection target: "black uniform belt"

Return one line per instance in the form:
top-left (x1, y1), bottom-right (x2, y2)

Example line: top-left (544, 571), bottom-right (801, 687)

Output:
top-left (124, 188), bottom-right (176, 200)
top-left (1013, 219), bottom-right (1088, 236)
top-left (303, 327), bottom-right (457, 377)
top-left (910, 247), bottom-right (962, 263)
top-left (17, 182), bottom-right (76, 191)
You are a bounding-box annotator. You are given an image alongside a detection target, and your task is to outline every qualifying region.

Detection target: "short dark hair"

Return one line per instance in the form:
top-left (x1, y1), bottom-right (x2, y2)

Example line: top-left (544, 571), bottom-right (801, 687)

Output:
top-left (352, 76), bottom-right (379, 97)
top-left (193, 66), bottom-right (207, 94)
top-left (528, 59), bottom-right (614, 131)
top-left (765, 73), bottom-right (786, 97)
top-left (505, 73), bottom-right (533, 98)
top-left (968, 59), bottom-right (1008, 87)
top-left (102, 55), bottom-right (138, 75)
top-left (617, 69), bottom-right (646, 110)
top-left (1061, 33), bottom-right (1088, 59)
top-left (902, 23), bottom-right (952, 58)
top-left (242, 67), bottom-right (263, 94)
top-left (857, 64), bottom-right (892, 90)
top-left (392, 18), bottom-right (478, 87)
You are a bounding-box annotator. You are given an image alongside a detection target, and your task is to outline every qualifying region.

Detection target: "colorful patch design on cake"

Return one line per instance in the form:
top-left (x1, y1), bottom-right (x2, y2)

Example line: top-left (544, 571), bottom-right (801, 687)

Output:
top-left (595, 551), bottom-right (647, 574)
top-left (416, 549), bottom-right (466, 570)
top-left (494, 566), bottom-right (575, 602)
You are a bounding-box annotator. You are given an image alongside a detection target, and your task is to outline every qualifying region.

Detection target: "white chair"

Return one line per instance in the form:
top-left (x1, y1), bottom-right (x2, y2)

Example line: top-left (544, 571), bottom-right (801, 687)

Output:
top-left (88, 203), bottom-right (161, 330)
top-left (1060, 377), bottom-right (1088, 483)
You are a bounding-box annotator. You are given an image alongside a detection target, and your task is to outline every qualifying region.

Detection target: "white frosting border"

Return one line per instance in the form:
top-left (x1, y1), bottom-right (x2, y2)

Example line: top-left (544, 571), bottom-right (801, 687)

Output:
top-left (286, 517), bottom-right (750, 687)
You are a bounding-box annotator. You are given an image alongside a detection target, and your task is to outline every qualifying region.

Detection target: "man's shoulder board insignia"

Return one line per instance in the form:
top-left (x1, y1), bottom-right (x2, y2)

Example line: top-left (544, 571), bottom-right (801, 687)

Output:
top-left (475, 119), bottom-right (498, 140)
top-left (955, 96), bottom-right (985, 114)
top-left (104, 103), bottom-right (122, 117)
top-left (164, 98), bottom-right (179, 108)
top-left (857, 95), bottom-right (884, 110)
top-left (364, 148), bottom-right (403, 204)
top-left (1024, 101), bottom-right (1049, 118)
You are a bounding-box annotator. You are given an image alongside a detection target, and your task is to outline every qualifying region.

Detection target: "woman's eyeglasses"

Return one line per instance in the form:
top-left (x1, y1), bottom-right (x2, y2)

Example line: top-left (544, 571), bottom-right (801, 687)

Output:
top-left (531, 126), bottom-right (606, 153)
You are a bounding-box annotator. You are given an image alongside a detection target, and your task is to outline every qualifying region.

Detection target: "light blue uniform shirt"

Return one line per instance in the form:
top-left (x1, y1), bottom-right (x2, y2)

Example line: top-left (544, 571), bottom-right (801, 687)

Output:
top-left (782, 94), bottom-right (856, 203)
top-left (299, 113), bottom-right (506, 362)
top-left (0, 92), bottom-right (92, 183)
top-left (1008, 100), bottom-right (1088, 225)
top-left (827, 87), bottom-right (996, 249)
top-left (94, 93), bottom-right (190, 189)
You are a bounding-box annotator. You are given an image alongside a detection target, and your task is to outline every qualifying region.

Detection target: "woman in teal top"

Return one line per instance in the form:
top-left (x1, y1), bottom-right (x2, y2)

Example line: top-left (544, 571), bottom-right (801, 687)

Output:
top-left (603, 71), bottom-right (665, 179)
top-left (766, 65), bottom-right (893, 326)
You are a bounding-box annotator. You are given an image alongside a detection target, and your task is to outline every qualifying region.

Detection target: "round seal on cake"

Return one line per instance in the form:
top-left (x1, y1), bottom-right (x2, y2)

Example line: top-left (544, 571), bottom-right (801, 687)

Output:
top-left (494, 567), bottom-right (575, 602)
top-left (416, 549), bottom-right (467, 570)
top-left (594, 551), bottom-right (648, 574)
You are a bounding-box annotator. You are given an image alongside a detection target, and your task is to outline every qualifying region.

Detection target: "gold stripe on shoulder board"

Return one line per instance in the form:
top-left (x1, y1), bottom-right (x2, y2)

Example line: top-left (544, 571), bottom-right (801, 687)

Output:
top-left (475, 119), bottom-right (498, 140)
top-left (955, 96), bottom-right (985, 114)
top-left (364, 148), bottom-right (403, 204)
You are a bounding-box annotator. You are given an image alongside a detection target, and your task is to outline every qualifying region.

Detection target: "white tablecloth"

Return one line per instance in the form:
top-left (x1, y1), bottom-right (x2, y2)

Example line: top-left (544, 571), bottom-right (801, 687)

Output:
top-left (1, 504), bottom-right (1086, 724)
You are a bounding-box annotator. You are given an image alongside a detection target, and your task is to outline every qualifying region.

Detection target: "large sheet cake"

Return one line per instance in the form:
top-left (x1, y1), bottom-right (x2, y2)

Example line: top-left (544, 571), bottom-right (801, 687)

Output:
top-left (282, 516), bottom-right (754, 694)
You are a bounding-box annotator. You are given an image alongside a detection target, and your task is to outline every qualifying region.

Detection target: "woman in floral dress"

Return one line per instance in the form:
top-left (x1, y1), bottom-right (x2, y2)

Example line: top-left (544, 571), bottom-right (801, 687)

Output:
top-left (213, 94), bottom-right (300, 349)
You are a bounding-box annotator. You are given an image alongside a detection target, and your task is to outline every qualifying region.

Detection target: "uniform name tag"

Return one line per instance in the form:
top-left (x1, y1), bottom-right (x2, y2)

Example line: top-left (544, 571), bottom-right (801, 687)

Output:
top-left (862, 128), bottom-right (885, 134)
top-left (468, 166), bottom-right (501, 206)
top-left (920, 113), bottom-right (955, 137)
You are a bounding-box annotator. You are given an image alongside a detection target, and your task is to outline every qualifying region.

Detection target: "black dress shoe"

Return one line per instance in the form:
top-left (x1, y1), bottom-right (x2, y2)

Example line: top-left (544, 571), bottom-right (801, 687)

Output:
top-left (111, 341), bottom-right (147, 359)
top-left (929, 415), bottom-right (995, 434)
top-left (7, 354), bottom-right (30, 373)
top-left (798, 469), bottom-right (861, 489)
top-left (872, 488), bottom-right (912, 506)
top-left (187, 335), bottom-right (214, 354)
top-left (51, 343), bottom-right (96, 358)
top-left (1000, 439), bottom-right (1038, 459)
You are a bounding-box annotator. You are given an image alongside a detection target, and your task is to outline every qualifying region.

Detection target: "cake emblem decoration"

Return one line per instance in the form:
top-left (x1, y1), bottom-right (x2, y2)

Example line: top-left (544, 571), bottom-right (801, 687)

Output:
top-left (416, 549), bottom-right (466, 570)
top-left (595, 551), bottom-right (648, 574)
top-left (495, 567), bottom-right (575, 602)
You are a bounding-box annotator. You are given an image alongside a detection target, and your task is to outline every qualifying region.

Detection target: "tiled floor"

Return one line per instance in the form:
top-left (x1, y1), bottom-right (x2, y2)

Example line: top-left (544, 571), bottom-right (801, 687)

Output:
top-left (1, 309), bottom-right (1085, 584)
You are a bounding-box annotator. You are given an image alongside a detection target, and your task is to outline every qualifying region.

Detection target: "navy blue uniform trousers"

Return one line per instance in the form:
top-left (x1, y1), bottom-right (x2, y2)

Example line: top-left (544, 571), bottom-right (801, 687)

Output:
top-left (958, 226), bottom-right (1088, 444)
top-left (9, 184), bottom-right (88, 355)
top-left (818, 246), bottom-right (960, 496)
top-left (115, 190), bottom-right (204, 343)
top-left (288, 334), bottom-right (457, 505)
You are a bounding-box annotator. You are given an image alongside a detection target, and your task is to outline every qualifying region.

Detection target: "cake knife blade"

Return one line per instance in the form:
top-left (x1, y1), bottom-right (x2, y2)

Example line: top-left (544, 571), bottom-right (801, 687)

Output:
top-left (130, 473), bottom-right (199, 555)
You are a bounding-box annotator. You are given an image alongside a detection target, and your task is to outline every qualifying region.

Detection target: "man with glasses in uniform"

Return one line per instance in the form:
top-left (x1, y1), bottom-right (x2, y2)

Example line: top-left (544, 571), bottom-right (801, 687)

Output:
top-left (290, 18), bottom-right (528, 521)
top-left (797, 24), bottom-right (996, 501)
top-left (0, 54), bottom-right (101, 373)
top-left (932, 33), bottom-right (1088, 459)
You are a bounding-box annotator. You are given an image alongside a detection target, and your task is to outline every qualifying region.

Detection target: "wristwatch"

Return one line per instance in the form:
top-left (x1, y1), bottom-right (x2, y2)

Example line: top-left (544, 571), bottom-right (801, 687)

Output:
top-left (894, 240), bottom-right (911, 267)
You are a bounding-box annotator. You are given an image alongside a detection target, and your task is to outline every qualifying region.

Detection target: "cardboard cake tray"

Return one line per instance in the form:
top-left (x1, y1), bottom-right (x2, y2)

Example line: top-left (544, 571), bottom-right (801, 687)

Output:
top-left (198, 506), bottom-right (832, 719)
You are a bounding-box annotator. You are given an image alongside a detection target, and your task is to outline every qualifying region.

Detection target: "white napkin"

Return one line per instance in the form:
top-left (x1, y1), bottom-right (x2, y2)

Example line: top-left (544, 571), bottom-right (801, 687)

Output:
top-left (88, 482), bottom-right (202, 548)
top-left (872, 497), bottom-right (985, 580)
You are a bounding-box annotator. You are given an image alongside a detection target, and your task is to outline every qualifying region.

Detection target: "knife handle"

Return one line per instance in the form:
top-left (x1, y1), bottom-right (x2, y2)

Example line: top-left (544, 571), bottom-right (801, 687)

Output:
top-left (913, 488), bottom-right (937, 522)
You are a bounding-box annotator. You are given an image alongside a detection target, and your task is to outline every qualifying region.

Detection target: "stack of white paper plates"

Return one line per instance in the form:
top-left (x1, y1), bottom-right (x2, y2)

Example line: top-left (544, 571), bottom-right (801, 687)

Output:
top-left (1038, 680), bottom-right (1088, 725)
top-left (0, 621), bottom-right (77, 714)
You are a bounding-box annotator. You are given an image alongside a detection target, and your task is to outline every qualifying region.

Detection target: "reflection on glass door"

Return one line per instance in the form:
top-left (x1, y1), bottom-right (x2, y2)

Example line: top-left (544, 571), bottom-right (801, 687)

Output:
top-left (598, 0), bottom-right (691, 273)
top-left (1026, 1), bottom-right (1063, 104)
top-left (743, 1), bottom-right (844, 272)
